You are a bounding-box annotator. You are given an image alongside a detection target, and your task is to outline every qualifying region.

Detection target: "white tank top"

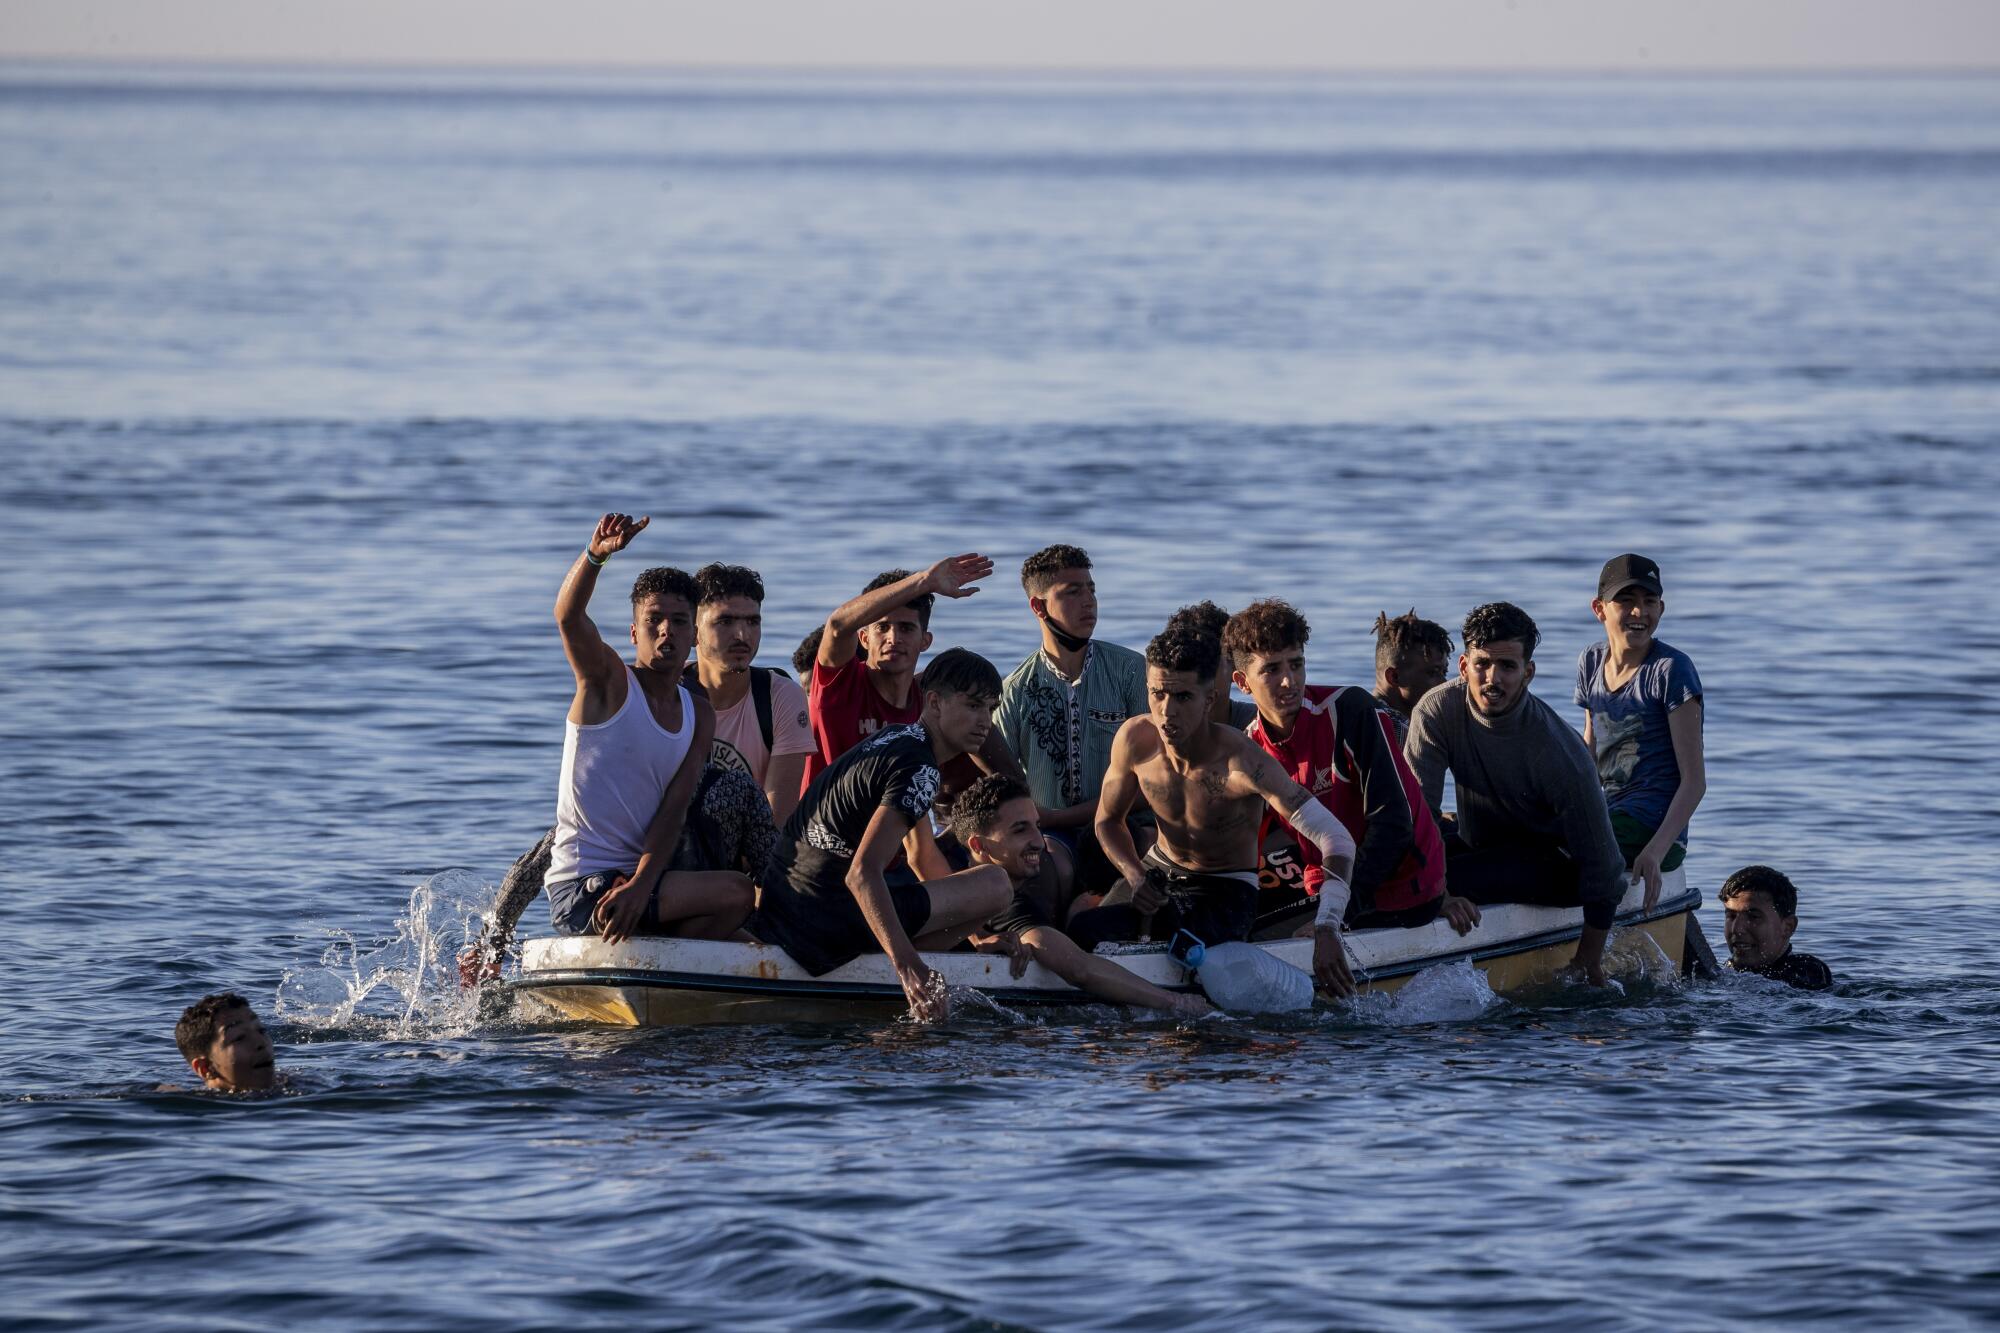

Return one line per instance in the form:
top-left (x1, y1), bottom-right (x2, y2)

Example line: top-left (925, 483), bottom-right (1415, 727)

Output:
top-left (545, 668), bottom-right (695, 886)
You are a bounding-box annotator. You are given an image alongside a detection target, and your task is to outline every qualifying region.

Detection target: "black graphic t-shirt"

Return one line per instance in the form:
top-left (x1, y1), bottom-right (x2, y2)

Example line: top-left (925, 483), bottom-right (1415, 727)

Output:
top-left (767, 723), bottom-right (941, 903)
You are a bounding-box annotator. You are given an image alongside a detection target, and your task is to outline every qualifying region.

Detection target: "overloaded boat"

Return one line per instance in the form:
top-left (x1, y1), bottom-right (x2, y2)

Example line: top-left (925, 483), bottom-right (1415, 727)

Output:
top-left (509, 869), bottom-right (1705, 1025)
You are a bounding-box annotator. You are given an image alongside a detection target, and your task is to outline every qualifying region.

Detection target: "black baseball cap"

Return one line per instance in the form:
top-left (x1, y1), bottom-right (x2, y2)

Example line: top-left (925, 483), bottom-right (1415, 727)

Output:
top-left (1597, 553), bottom-right (1663, 600)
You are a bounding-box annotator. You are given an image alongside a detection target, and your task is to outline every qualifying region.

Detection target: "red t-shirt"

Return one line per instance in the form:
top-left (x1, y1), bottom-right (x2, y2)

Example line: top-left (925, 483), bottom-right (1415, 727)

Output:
top-left (804, 656), bottom-right (924, 793)
top-left (1246, 683), bottom-right (1444, 918)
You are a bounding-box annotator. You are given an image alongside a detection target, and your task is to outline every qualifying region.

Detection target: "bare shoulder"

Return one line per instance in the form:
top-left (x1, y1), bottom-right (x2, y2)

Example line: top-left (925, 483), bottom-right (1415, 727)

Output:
top-left (1221, 729), bottom-right (1287, 789)
top-left (1114, 714), bottom-right (1163, 759)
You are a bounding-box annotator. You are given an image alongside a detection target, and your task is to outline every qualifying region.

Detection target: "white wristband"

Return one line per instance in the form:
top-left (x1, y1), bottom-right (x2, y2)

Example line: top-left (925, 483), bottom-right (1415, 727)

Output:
top-left (1314, 876), bottom-right (1352, 930)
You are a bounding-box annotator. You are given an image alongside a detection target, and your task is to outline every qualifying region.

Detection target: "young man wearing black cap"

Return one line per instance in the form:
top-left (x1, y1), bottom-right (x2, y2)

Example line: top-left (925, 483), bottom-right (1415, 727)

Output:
top-left (1576, 554), bottom-right (1706, 910)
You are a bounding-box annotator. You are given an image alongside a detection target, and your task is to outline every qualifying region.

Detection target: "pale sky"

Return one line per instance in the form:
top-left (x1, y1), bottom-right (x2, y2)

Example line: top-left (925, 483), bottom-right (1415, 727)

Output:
top-left (4, 0), bottom-right (1999, 71)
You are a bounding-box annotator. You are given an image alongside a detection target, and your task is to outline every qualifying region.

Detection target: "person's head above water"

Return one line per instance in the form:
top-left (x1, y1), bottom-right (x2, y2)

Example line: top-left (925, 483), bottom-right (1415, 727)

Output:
top-left (1592, 553), bottom-right (1667, 660)
top-left (627, 566), bottom-right (699, 675)
top-left (1020, 544), bottom-right (1097, 650)
top-left (1719, 865), bottom-right (1800, 971)
top-left (692, 563), bottom-right (765, 677)
top-left (950, 774), bottom-right (1044, 882)
top-left (1459, 601), bottom-right (1540, 717)
top-left (175, 992), bottom-right (277, 1092)
top-left (1374, 609), bottom-right (1452, 717)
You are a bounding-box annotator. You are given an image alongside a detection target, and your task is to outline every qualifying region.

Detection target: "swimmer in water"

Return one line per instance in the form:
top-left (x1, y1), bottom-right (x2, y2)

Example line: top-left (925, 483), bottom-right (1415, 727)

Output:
top-left (1719, 865), bottom-right (1835, 991)
top-left (175, 992), bottom-right (278, 1092)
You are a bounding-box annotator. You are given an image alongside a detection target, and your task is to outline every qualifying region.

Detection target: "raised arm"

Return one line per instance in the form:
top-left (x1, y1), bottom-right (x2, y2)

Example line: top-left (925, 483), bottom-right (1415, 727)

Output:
top-left (592, 696), bottom-right (716, 944)
top-left (817, 553), bottom-right (993, 670)
top-left (845, 803), bottom-right (936, 1019)
top-left (557, 513), bottom-right (648, 717)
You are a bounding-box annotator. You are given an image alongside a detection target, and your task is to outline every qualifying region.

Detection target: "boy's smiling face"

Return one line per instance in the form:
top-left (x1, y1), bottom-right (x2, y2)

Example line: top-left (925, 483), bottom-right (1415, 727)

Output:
top-left (1593, 587), bottom-right (1664, 653)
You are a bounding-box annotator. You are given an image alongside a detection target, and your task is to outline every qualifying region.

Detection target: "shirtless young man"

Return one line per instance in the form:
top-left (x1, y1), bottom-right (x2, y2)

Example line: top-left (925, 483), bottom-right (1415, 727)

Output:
top-left (541, 513), bottom-right (750, 945)
top-left (1067, 625), bottom-right (1362, 996)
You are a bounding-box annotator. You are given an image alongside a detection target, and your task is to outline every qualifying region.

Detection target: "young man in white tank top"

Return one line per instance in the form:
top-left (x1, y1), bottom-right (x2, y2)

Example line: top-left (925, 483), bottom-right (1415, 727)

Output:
top-left (542, 513), bottom-right (752, 944)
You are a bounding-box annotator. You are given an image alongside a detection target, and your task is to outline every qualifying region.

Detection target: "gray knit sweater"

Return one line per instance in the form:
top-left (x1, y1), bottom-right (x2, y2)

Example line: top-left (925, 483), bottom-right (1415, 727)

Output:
top-left (1404, 678), bottom-right (1625, 921)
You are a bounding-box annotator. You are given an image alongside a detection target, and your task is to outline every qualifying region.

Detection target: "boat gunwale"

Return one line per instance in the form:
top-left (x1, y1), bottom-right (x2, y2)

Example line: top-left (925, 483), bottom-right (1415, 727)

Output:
top-left (507, 887), bottom-right (1701, 1005)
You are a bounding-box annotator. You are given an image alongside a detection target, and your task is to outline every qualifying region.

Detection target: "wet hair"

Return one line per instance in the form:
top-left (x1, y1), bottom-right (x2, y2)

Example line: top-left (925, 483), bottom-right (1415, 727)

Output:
top-left (1461, 602), bottom-right (1540, 659)
top-left (175, 992), bottom-right (251, 1062)
top-left (1374, 609), bottom-right (1453, 672)
top-left (692, 563), bottom-right (764, 608)
top-left (863, 568), bottom-right (936, 631)
top-left (1020, 544), bottom-right (1092, 596)
top-left (1164, 600), bottom-right (1231, 646)
top-left (1222, 599), bottom-right (1311, 671)
top-left (920, 647), bottom-right (1002, 702)
top-left (950, 774), bottom-right (1033, 842)
top-left (1146, 624), bottom-right (1222, 684)
top-left (1720, 865), bottom-right (1799, 918)
top-left (630, 566), bottom-right (699, 610)
top-left (792, 626), bottom-right (823, 679)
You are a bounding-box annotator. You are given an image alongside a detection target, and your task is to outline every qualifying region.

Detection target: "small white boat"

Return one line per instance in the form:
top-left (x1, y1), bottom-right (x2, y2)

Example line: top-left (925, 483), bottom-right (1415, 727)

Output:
top-left (510, 871), bottom-right (1700, 1025)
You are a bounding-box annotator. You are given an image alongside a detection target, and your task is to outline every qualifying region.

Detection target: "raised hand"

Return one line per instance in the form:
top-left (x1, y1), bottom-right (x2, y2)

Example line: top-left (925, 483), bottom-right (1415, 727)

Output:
top-left (589, 513), bottom-right (651, 560)
top-left (925, 552), bottom-right (993, 600)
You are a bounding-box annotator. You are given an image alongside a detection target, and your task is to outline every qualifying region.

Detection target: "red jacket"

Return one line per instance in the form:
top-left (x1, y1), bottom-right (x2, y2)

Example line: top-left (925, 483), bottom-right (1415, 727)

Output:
top-left (1246, 684), bottom-right (1444, 918)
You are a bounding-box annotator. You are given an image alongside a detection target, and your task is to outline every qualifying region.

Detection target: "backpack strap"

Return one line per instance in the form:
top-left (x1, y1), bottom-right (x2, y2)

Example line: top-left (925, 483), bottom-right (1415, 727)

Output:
top-left (751, 667), bottom-right (775, 752)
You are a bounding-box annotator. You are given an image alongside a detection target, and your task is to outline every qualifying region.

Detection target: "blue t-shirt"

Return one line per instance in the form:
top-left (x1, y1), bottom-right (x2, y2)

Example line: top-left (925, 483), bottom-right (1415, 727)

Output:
top-left (1574, 639), bottom-right (1703, 838)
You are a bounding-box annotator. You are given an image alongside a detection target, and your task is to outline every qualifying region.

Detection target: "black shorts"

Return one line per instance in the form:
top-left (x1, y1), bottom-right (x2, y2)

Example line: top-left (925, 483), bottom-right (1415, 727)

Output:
top-left (546, 869), bottom-right (658, 936)
top-left (746, 869), bottom-right (934, 976)
top-left (1066, 856), bottom-right (1258, 951)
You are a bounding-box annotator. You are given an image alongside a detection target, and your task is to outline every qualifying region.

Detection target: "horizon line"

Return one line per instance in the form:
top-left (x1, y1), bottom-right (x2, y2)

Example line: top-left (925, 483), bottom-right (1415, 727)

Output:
top-left (5, 53), bottom-right (1999, 80)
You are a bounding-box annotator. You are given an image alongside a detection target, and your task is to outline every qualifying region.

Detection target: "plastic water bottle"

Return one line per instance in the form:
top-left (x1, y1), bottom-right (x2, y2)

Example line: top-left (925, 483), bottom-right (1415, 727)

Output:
top-left (1171, 931), bottom-right (1315, 1013)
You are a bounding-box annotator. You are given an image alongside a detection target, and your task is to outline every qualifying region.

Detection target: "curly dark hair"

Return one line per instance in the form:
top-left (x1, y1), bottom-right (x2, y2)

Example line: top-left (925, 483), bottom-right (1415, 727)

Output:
top-left (1020, 544), bottom-right (1092, 596)
top-left (1222, 599), bottom-right (1311, 670)
top-left (950, 773), bottom-right (1033, 841)
top-left (1461, 602), bottom-right (1540, 658)
top-left (1146, 624), bottom-right (1222, 683)
top-left (1164, 600), bottom-right (1231, 645)
top-left (1720, 865), bottom-right (1799, 918)
top-left (792, 626), bottom-right (823, 678)
top-left (1373, 609), bottom-right (1453, 672)
top-left (692, 563), bottom-right (765, 608)
top-left (630, 566), bottom-right (699, 609)
top-left (920, 647), bottom-right (1003, 702)
top-left (175, 992), bottom-right (251, 1061)
top-left (863, 568), bottom-right (936, 630)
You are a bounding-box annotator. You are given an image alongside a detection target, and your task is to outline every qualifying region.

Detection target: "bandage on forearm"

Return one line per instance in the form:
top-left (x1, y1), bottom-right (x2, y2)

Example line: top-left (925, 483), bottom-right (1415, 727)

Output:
top-left (1288, 797), bottom-right (1356, 928)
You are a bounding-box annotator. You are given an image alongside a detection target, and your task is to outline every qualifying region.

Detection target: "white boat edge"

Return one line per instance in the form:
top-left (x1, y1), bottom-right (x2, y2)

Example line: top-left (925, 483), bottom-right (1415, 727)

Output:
top-left (508, 868), bottom-right (1699, 1024)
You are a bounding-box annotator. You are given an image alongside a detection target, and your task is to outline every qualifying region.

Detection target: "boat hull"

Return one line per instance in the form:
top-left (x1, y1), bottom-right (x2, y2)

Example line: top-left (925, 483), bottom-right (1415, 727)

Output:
top-left (510, 872), bottom-right (1697, 1026)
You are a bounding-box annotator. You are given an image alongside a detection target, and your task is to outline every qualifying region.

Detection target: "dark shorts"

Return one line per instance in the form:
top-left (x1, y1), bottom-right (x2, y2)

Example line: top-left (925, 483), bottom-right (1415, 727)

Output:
top-left (1609, 811), bottom-right (1686, 872)
top-left (746, 869), bottom-right (934, 976)
top-left (546, 869), bottom-right (656, 937)
top-left (1066, 853), bottom-right (1258, 951)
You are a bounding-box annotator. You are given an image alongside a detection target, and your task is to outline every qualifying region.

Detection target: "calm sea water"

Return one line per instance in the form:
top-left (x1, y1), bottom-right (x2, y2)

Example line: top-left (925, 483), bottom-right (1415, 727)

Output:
top-left (3, 66), bottom-right (1999, 1330)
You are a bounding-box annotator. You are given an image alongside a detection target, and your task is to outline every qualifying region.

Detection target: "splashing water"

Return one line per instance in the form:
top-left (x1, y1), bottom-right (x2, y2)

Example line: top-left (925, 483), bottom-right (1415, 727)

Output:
top-left (275, 870), bottom-right (495, 1039)
top-left (1351, 959), bottom-right (1502, 1026)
